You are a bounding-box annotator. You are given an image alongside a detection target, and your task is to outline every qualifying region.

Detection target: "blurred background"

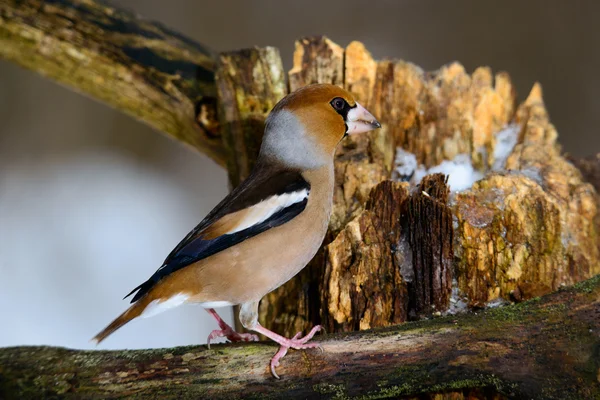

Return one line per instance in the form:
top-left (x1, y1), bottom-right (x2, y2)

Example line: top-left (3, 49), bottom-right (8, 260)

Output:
top-left (1, 0), bottom-right (598, 350)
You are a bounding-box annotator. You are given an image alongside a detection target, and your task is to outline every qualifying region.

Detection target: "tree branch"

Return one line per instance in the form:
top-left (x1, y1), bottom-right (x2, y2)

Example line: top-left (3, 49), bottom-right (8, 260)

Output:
top-left (0, 0), bottom-right (225, 165)
top-left (1, 275), bottom-right (599, 399)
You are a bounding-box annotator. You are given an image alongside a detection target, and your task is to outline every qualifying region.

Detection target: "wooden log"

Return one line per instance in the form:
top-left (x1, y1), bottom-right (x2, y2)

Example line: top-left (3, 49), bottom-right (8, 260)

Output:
top-left (0, 0), bottom-right (225, 165)
top-left (1, 275), bottom-right (599, 399)
top-left (256, 37), bottom-right (399, 337)
top-left (250, 38), bottom-right (600, 338)
top-left (404, 174), bottom-right (454, 316)
top-left (322, 180), bottom-right (409, 331)
top-left (215, 47), bottom-right (287, 186)
top-left (455, 85), bottom-right (600, 307)
top-left (258, 36), bottom-right (350, 336)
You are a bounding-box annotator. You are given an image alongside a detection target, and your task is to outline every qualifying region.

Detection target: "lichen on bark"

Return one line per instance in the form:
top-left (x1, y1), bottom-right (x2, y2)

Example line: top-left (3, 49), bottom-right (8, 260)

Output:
top-left (454, 85), bottom-right (600, 306)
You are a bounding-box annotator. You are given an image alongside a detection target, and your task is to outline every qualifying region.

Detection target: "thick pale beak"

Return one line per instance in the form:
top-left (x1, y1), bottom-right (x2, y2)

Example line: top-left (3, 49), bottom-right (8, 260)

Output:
top-left (346, 102), bottom-right (381, 134)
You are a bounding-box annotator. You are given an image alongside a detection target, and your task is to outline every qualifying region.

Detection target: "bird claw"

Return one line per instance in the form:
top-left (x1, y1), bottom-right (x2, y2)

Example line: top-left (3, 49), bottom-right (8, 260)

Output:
top-left (269, 325), bottom-right (323, 379)
top-left (207, 328), bottom-right (258, 349)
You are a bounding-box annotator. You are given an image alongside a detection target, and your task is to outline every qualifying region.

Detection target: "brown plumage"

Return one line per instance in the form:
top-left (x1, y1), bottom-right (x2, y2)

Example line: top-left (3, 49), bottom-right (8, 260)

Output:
top-left (93, 295), bottom-right (153, 344)
top-left (93, 83), bottom-right (380, 378)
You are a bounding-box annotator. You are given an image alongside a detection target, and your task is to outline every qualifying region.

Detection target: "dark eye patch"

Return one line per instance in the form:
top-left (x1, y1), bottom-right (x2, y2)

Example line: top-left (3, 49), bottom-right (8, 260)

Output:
top-left (332, 97), bottom-right (345, 111)
top-left (330, 97), bottom-right (353, 119)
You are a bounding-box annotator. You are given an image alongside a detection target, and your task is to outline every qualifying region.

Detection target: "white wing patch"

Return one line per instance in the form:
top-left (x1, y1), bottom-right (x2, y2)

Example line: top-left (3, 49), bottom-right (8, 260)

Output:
top-left (199, 301), bottom-right (235, 308)
top-left (225, 189), bottom-right (309, 234)
top-left (141, 293), bottom-right (189, 318)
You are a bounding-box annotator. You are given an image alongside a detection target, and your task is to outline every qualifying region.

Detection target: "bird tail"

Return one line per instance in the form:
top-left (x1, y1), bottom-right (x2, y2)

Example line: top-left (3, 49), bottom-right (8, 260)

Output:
top-left (92, 296), bottom-right (151, 344)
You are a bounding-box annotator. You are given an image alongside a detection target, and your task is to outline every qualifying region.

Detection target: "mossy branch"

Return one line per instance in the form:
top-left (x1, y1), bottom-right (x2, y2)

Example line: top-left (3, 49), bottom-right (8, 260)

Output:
top-left (1, 276), bottom-right (599, 399)
top-left (0, 0), bottom-right (225, 165)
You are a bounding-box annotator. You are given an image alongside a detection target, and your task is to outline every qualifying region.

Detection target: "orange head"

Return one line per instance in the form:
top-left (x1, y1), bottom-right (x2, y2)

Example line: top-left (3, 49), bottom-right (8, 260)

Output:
top-left (260, 84), bottom-right (381, 169)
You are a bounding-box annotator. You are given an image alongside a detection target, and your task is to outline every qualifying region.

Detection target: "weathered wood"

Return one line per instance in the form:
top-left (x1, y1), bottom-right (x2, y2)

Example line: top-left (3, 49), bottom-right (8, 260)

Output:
top-left (404, 174), bottom-right (453, 316)
top-left (455, 85), bottom-right (600, 307)
top-left (0, 0), bottom-right (225, 164)
top-left (288, 36), bottom-right (344, 91)
top-left (331, 41), bottom-right (396, 234)
top-left (569, 152), bottom-right (600, 192)
top-left (1, 276), bottom-right (599, 399)
top-left (215, 47), bottom-right (287, 187)
top-left (257, 37), bottom-right (348, 337)
top-left (258, 37), bottom-right (398, 337)
top-left (244, 38), bottom-right (600, 340)
top-left (322, 180), bottom-right (409, 331)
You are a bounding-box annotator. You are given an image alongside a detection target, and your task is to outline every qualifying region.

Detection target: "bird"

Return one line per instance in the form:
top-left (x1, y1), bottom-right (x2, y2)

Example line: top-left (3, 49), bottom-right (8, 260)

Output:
top-left (93, 83), bottom-right (381, 378)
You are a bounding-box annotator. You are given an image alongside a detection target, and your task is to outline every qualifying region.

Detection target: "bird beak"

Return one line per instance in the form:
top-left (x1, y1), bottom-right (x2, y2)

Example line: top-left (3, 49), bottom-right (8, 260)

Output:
top-left (346, 102), bottom-right (381, 135)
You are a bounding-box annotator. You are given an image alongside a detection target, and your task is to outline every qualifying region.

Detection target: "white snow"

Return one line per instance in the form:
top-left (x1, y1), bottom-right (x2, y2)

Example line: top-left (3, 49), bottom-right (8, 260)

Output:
top-left (492, 123), bottom-right (520, 171)
top-left (512, 167), bottom-right (543, 186)
top-left (393, 148), bottom-right (418, 180)
top-left (486, 297), bottom-right (511, 309)
top-left (446, 279), bottom-right (469, 315)
top-left (393, 123), bottom-right (521, 193)
top-left (412, 154), bottom-right (484, 192)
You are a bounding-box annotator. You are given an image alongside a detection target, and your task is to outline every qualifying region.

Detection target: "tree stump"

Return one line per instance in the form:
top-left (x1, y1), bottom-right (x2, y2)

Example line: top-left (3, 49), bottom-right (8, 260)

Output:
top-left (213, 36), bottom-right (600, 338)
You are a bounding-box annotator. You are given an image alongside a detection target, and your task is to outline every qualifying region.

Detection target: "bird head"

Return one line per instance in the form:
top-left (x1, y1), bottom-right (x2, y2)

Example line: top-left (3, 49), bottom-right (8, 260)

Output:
top-left (260, 84), bottom-right (381, 169)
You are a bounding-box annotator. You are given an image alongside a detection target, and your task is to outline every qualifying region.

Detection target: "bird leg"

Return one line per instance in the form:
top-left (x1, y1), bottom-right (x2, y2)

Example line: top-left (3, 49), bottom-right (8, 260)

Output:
top-left (205, 308), bottom-right (258, 348)
top-left (251, 324), bottom-right (322, 379)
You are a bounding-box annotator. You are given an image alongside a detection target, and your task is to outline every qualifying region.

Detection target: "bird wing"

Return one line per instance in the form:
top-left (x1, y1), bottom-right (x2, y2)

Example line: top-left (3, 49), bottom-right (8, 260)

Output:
top-left (125, 163), bottom-right (310, 303)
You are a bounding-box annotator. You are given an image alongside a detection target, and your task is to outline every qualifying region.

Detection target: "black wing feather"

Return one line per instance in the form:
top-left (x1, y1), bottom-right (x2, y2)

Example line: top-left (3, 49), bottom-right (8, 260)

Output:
top-left (125, 162), bottom-right (309, 303)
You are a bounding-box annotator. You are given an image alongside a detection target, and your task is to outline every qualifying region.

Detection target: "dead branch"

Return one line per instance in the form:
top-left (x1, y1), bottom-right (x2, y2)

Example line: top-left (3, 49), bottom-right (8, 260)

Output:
top-left (0, 0), bottom-right (224, 164)
top-left (1, 276), bottom-right (599, 399)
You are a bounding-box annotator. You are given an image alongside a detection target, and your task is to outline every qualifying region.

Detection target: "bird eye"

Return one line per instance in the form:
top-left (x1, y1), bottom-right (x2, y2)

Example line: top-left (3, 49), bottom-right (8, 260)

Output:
top-left (331, 97), bottom-right (346, 112)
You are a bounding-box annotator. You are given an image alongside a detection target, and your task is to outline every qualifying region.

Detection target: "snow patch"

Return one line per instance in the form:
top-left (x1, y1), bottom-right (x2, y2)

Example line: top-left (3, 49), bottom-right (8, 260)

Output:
top-left (446, 279), bottom-right (469, 315)
top-left (512, 167), bottom-right (543, 186)
top-left (412, 154), bottom-right (484, 192)
top-left (486, 297), bottom-right (510, 309)
top-left (492, 123), bottom-right (520, 171)
top-left (393, 148), bottom-right (418, 181)
top-left (393, 123), bottom-right (521, 193)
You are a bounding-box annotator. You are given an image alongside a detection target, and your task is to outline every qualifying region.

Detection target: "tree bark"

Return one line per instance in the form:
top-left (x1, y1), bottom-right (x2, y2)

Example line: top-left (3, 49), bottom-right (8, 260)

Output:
top-left (0, 0), bottom-right (225, 165)
top-left (215, 46), bottom-right (287, 187)
top-left (1, 276), bottom-right (599, 399)
top-left (242, 37), bottom-right (600, 338)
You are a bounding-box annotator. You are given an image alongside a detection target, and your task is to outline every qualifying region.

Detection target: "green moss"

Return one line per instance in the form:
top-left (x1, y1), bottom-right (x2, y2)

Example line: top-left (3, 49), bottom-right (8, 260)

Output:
top-left (313, 383), bottom-right (348, 399)
top-left (570, 274), bottom-right (600, 294)
top-left (345, 371), bottom-right (513, 399)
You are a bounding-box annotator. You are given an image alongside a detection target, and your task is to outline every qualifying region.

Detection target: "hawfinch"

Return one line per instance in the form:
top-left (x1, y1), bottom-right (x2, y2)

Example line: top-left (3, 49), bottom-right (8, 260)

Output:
top-left (93, 83), bottom-right (381, 378)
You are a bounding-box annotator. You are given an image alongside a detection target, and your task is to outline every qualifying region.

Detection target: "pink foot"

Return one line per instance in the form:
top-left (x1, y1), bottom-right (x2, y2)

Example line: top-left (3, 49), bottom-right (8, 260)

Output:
top-left (255, 324), bottom-right (323, 379)
top-left (205, 308), bottom-right (259, 349)
top-left (207, 326), bottom-right (259, 348)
